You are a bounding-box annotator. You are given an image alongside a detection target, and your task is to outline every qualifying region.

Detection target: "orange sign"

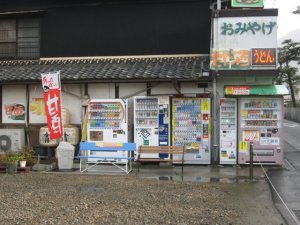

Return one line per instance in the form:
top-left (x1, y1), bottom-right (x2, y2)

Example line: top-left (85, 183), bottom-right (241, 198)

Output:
top-left (252, 48), bottom-right (276, 66)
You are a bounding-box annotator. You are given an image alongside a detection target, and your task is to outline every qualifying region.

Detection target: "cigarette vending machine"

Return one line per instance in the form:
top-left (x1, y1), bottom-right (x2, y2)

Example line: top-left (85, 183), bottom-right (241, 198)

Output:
top-left (134, 96), bottom-right (170, 159)
top-left (87, 99), bottom-right (130, 163)
top-left (219, 98), bottom-right (237, 164)
top-left (238, 97), bottom-right (283, 165)
top-left (172, 97), bottom-right (211, 164)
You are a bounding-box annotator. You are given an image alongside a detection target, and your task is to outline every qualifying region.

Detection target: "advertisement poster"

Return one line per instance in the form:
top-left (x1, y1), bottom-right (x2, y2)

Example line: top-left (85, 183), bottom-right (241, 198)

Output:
top-left (239, 141), bottom-right (248, 152)
top-left (243, 130), bottom-right (260, 142)
top-left (29, 97), bottom-right (47, 123)
top-left (41, 71), bottom-right (63, 139)
top-left (2, 85), bottom-right (26, 124)
top-left (210, 49), bottom-right (251, 70)
top-left (201, 99), bottom-right (210, 112)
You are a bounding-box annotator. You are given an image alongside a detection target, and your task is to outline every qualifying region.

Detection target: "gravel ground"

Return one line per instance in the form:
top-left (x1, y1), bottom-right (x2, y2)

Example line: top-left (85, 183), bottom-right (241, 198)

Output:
top-left (0, 173), bottom-right (284, 225)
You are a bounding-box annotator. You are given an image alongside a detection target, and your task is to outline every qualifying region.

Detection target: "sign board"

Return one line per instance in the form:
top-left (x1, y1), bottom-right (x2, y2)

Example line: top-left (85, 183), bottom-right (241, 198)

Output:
top-left (231, 0), bottom-right (264, 8)
top-left (41, 71), bottom-right (63, 140)
top-left (252, 48), bottom-right (277, 66)
top-left (211, 16), bottom-right (277, 70)
top-left (225, 85), bottom-right (289, 96)
top-left (224, 86), bottom-right (250, 95)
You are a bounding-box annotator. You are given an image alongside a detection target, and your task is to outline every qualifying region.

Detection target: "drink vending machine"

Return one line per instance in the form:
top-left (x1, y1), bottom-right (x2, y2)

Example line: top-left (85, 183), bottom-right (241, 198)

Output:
top-left (87, 99), bottom-right (130, 163)
top-left (172, 97), bottom-right (211, 164)
top-left (134, 96), bottom-right (170, 159)
top-left (238, 97), bottom-right (283, 165)
top-left (219, 98), bottom-right (237, 164)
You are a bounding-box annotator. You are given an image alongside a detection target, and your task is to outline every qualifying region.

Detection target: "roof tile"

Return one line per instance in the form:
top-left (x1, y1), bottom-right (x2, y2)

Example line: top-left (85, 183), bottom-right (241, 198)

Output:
top-left (0, 55), bottom-right (210, 83)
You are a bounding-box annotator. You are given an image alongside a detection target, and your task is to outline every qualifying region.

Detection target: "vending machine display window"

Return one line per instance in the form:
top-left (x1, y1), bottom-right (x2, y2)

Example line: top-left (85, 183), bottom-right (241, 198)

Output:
top-left (219, 98), bottom-right (237, 164)
top-left (172, 97), bottom-right (211, 164)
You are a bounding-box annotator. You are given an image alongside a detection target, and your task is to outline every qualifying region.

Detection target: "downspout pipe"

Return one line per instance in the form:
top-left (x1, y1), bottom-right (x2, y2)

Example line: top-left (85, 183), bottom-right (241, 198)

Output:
top-left (211, 0), bottom-right (220, 164)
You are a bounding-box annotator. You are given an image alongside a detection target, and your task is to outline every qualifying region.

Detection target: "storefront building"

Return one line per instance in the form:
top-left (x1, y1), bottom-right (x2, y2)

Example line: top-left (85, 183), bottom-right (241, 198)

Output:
top-left (0, 0), bottom-right (288, 165)
top-left (211, 2), bottom-right (288, 165)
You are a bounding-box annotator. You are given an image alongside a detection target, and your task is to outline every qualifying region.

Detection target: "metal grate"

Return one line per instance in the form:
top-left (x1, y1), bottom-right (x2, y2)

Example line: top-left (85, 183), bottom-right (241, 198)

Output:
top-left (293, 210), bottom-right (300, 221)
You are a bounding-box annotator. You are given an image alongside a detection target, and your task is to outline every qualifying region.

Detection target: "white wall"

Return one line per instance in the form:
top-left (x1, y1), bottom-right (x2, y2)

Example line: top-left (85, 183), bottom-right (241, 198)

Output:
top-left (88, 83), bottom-right (115, 99)
top-left (181, 83), bottom-right (212, 96)
top-left (119, 83), bottom-right (146, 98)
top-left (151, 83), bottom-right (178, 95)
top-left (61, 84), bottom-right (82, 124)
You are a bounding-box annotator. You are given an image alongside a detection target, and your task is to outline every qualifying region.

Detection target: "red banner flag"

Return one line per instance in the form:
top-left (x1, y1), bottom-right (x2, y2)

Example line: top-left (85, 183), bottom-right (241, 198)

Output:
top-left (41, 71), bottom-right (63, 140)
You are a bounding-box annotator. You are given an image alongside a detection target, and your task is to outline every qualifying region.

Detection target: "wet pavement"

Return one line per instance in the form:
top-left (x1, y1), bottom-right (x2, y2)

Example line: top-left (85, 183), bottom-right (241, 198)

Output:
top-left (39, 162), bottom-right (286, 224)
top-left (267, 120), bottom-right (300, 225)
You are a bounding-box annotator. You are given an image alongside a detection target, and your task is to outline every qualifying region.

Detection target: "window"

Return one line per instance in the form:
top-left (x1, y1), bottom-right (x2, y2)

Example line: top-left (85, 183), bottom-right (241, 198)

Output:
top-left (0, 17), bottom-right (40, 59)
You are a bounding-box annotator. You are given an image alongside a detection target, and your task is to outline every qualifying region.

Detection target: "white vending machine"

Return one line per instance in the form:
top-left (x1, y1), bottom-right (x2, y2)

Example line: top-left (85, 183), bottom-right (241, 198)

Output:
top-left (172, 97), bottom-right (211, 164)
top-left (219, 98), bottom-right (237, 164)
top-left (87, 99), bottom-right (130, 163)
top-left (134, 96), bottom-right (170, 159)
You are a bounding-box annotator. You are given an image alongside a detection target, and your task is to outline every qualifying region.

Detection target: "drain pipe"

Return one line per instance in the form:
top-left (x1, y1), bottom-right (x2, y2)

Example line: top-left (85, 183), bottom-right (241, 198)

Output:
top-left (212, 75), bottom-right (218, 165)
top-left (210, 0), bottom-right (221, 165)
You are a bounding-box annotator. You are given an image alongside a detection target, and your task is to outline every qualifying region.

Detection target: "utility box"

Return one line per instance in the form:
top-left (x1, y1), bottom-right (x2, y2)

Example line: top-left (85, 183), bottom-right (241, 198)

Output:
top-left (55, 141), bottom-right (75, 170)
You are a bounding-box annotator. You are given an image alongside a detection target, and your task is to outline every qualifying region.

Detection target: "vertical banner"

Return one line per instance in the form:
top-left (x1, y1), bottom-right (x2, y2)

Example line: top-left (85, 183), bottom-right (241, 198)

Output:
top-left (41, 71), bottom-right (63, 140)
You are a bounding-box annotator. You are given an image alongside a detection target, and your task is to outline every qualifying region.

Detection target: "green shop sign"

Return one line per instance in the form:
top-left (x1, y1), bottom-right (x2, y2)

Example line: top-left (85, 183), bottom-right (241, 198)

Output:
top-left (231, 0), bottom-right (264, 8)
top-left (224, 85), bottom-right (289, 96)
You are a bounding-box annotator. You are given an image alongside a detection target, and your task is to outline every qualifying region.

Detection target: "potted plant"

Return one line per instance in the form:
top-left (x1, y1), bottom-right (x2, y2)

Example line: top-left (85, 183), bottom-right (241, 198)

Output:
top-left (4, 152), bottom-right (23, 173)
top-left (22, 148), bottom-right (37, 169)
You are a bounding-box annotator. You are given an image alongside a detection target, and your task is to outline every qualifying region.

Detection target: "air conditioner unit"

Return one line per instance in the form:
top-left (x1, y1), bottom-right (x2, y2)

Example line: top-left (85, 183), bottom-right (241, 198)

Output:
top-left (39, 127), bottom-right (59, 147)
top-left (0, 129), bottom-right (25, 152)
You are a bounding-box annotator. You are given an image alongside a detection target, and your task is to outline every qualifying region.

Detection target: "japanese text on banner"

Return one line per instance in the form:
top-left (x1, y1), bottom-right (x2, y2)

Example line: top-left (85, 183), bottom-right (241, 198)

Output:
top-left (41, 71), bottom-right (63, 139)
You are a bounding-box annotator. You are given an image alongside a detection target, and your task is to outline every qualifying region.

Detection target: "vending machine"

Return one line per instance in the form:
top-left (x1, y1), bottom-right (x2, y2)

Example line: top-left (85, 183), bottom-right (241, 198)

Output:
top-left (87, 99), bottom-right (130, 163)
top-left (134, 96), bottom-right (170, 159)
top-left (172, 97), bottom-right (211, 164)
top-left (219, 98), bottom-right (237, 164)
top-left (238, 97), bottom-right (283, 165)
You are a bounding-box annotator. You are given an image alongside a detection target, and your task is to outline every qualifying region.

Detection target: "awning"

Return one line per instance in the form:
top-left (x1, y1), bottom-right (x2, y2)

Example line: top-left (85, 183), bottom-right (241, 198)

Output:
top-left (224, 85), bottom-right (289, 96)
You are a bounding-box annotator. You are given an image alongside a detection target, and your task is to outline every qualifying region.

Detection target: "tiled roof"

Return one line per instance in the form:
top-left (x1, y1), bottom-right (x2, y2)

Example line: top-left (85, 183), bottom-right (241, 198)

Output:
top-left (0, 55), bottom-right (210, 83)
